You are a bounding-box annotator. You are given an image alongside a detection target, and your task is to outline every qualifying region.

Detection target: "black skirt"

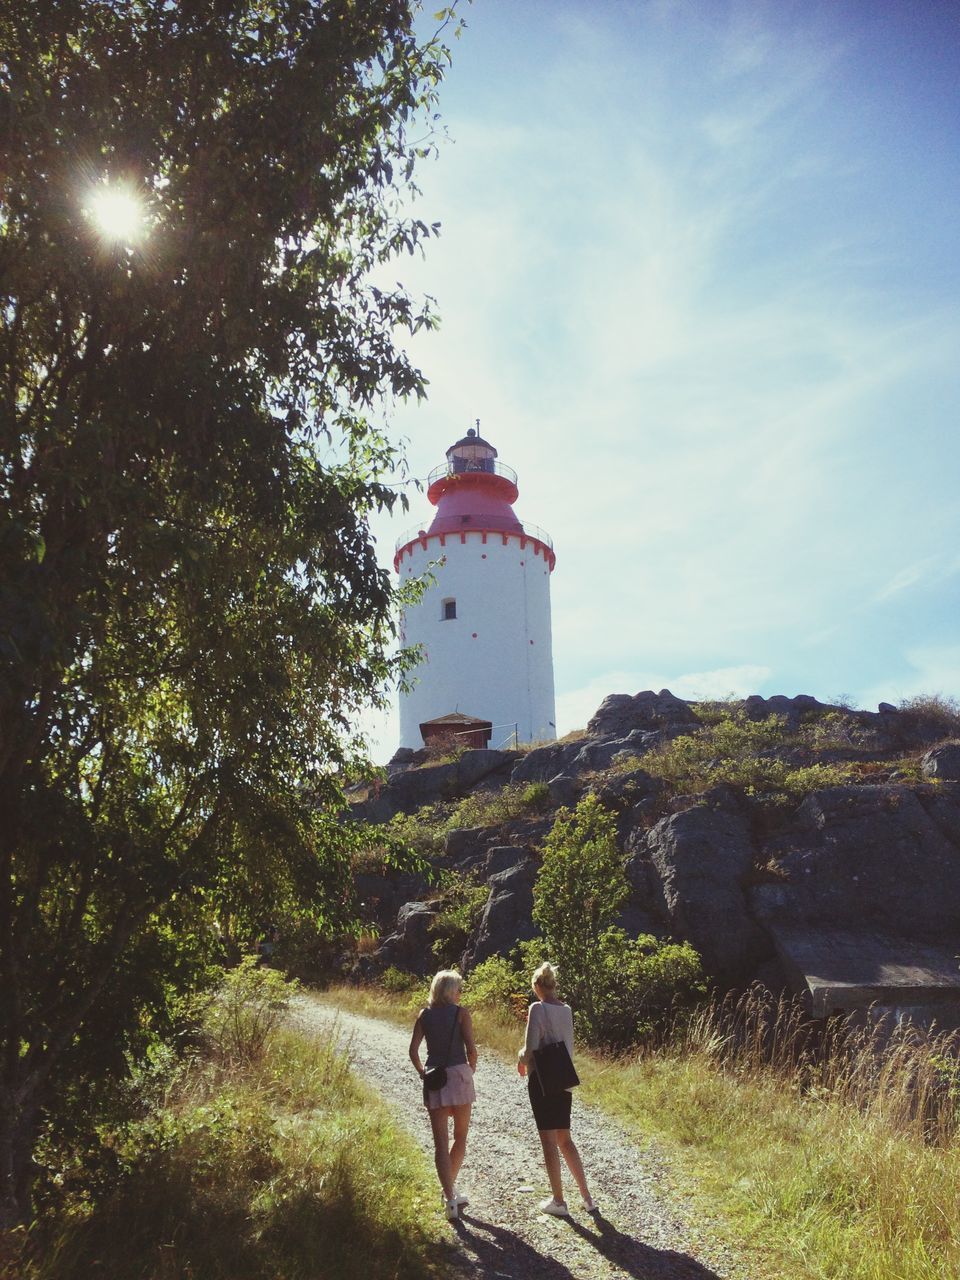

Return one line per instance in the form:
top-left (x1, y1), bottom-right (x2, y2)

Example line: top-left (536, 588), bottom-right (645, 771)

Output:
top-left (528, 1070), bottom-right (572, 1131)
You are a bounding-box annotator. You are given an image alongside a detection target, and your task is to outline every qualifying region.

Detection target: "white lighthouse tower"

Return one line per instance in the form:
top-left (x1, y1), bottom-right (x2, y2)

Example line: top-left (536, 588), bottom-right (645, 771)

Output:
top-left (395, 427), bottom-right (557, 749)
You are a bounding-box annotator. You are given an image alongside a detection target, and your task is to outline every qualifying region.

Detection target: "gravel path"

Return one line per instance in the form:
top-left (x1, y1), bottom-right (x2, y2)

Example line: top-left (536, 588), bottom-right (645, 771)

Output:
top-left (293, 994), bottom-right (750, 1280)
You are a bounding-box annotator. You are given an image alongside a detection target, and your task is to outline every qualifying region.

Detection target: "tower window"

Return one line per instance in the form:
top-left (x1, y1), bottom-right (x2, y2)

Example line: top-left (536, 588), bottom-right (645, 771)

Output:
top-left (442, 598), bottom-right (457, 621)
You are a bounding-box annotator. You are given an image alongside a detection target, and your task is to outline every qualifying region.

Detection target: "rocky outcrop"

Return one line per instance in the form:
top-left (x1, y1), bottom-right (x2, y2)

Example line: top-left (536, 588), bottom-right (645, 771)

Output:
top-left (751, 785), bottom-right (960, 936)
top-left (922, 742), bottom-right (960, 781)
top-left (359, 689), bottom-right (960, 1014)
top-left (352, 748), bottom-right (517, 822)
top-left (639, 789), bottom-right (769, 981)
top-left (462, 859), bottom-right (538, 970)
top-left (587, 689), bottom-right (698, 737)
top-left (377, 902), bottom-right (437, 974)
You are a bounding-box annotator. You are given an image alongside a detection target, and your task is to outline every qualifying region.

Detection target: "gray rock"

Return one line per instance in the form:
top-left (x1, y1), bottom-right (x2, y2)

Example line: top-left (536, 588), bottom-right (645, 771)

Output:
top-left (483, 845), bottom-right (527, 876)
top-left (456, 748), bottom-right (517, 789)
top-left (388, 761), bottom-right (460, 812)
top-left (587, 689), bottom-right (698, 738)
top-left (511, 740), bottom-right (584, 783)
top-left (878, 702), bottom-right (897, 714)
top-left (443, 826), bottom-right (491, 868)
top-left (743, 693), bottom-right (830, 729)
top-left (377, 901), bottom-right (437, 974)
top-left (753, 785), bottom-right (960, 936)
top-left (547, 772), bottom-right (582, 808)
top-left (463, 861), bottom-right (537, 970)
top-left (646, 797), bottom-right (767, 982)
top-left (922, 741), bottom-right (960, 782)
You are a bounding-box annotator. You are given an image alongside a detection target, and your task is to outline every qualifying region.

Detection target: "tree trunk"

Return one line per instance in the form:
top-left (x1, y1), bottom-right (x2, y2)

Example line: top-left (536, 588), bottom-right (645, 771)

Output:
top-left (0, 1094), bottom-right (39, 1230)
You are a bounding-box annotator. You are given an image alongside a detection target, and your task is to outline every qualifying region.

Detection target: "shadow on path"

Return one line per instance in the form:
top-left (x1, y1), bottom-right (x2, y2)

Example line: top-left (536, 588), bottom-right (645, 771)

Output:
top-left (563, 1212), bottom-right (726, 1279)
top-left (454, 1214), bottom-right (577, 1279)
top-left (455, 1212), bottom-right (726, 1280)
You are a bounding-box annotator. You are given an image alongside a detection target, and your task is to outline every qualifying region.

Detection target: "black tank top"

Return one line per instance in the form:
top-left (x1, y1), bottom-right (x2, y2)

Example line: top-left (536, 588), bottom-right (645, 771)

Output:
top-left (420, 1003), bottom-right (467, 1068)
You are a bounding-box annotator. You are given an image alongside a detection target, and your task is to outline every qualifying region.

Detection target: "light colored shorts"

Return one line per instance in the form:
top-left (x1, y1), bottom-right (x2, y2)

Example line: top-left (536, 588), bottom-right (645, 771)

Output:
top-left (424, 1062), bottom-right (476, 1110)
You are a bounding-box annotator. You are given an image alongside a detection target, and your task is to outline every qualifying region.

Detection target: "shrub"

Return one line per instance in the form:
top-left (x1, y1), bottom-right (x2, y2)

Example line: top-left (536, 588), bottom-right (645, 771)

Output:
top-left (520, 780), bottom-right (551, 808)
top-left (428, 873), bottom-right (489, 966)
top-left (380, 966), bottom-right (421, 996)
top-left (203, 956), bottom-right (299, 1064)
top-left (465, 955), bottom-right (527, 1010)
top-left (898, 693), bottom-right (960, 740)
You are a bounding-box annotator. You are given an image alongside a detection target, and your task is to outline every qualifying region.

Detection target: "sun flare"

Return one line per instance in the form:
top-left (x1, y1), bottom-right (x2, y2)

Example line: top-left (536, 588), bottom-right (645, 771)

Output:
top-left (85, 184), bottom-right (146, 246)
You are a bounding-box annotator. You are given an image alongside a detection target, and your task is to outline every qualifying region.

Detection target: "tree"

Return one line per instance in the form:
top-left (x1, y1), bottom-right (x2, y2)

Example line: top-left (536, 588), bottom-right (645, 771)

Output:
top-left (532, 795), bottom-right (628, 1033)
top-left (533, 796), bottom-right (704, 1046)
top-left (0, 0), bottom-right (457, 1227)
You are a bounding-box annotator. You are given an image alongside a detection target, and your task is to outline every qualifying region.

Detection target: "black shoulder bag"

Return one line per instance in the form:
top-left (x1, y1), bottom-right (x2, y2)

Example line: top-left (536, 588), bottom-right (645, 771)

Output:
top-left (423, 1007), bottom-right (461, 1092)
top-left (533, 1038), bottom-right (580, 1093)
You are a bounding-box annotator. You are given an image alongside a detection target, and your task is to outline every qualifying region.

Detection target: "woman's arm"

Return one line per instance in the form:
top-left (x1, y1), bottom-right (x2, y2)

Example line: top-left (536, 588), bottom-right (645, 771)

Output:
top-left (517, 1002), bottom-right (540, 1074)
top-left (408, 1012), bottom-right (426, 1078)
top-left (460, 1007), bottom-right (478, 1073)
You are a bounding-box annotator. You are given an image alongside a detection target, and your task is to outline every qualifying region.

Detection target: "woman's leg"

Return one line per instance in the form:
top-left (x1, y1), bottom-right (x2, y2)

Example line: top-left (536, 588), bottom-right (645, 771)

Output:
top-left (449, 1103), bottom-right (472, 1187)
top-left (556, 1129), bottom-right (591, 1201)
top-left (537, 1129), bottom-right (565, 1201)
top-left (428, 1107), bottom-right (454, 1199)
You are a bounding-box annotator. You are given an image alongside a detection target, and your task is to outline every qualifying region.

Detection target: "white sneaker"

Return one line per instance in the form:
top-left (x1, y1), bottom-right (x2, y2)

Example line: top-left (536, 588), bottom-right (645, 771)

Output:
top-left (582, 1196), bottom-right (599, 1213)
top-left (444, 1197), bottom-right (459, 1221)
top-left (539, 1197), bottom-right (570, 1216)
top-left (452, 1187), bottom-right (469, 1207)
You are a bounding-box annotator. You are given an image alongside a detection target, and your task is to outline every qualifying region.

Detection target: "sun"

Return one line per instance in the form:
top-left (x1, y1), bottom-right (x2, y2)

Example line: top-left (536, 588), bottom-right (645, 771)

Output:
top-left (85, 184), bottom-right (147, 246)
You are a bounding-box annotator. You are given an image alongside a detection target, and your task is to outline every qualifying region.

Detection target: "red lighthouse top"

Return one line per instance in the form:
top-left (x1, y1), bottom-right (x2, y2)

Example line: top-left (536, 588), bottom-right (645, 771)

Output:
top-left (425, 428), bottom-right (521, 533)
top-left (394, 426), bottom-right (555, 571)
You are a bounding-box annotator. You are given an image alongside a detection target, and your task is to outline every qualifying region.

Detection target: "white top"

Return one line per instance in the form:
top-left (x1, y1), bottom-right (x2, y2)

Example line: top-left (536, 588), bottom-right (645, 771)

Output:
top-left (519, 1000), bottom-right (575, 1087)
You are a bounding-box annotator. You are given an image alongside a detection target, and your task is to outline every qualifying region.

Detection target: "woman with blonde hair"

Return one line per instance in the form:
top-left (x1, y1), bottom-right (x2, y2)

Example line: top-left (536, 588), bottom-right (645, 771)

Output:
top-left (409, 969), bottom-right (478, 1220)
top-left (518, 961), bottom-right (597, 1217)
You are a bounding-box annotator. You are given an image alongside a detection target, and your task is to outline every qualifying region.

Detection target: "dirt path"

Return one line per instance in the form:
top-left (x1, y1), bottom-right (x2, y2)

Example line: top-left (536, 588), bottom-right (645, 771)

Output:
top-left (293, 994), bottom-right (750, 1280)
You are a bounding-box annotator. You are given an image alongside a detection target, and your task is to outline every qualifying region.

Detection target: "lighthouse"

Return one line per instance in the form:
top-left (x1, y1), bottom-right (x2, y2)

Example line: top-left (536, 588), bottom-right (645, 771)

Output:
top-left (394, 427), bottom-right (557, 749)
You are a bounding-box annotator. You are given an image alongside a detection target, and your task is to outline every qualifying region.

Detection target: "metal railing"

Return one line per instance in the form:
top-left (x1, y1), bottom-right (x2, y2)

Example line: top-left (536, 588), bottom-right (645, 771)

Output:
top-left (395, 517), bottom-right (554, 556)
top-left (427, 458), bottom-right (518, 487)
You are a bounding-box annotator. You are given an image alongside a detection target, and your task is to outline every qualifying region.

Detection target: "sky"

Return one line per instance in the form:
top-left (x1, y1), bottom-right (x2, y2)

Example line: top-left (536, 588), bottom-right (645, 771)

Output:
top-left (360, 0), bottom-right (960, 761)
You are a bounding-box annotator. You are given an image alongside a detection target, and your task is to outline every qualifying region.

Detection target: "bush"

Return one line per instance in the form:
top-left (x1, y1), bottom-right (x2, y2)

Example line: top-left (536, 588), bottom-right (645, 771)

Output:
top-left (466, 954), bottom-right (527, 1010)
top-left (203, 956), bottom-right (299, 1064)
top-left (530, 796), bottom-right (705, 1047)
top-left (428, 873), bottom-right (489, 966)
top-left (380, 966), bottom-right (422, 996)
top-left (519, 780), bottom-right (551, 808)
top-left (898, 693), bottom-right (960, 740)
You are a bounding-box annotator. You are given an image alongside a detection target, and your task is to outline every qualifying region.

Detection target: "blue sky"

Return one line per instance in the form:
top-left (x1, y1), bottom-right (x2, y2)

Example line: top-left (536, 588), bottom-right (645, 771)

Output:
top-left (362, 0), bottom-right (960, 759)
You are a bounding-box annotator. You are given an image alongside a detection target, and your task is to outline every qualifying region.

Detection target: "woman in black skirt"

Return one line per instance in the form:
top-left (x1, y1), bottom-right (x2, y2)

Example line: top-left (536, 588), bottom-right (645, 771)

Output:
top-left (517, 961), bottom-right (597, 1217)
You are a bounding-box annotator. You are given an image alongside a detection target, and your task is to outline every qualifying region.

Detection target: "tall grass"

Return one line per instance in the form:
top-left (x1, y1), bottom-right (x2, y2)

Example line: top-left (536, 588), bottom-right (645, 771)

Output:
top-left (584, 987), bottom-right (960, 1280)
top-left (20, 1020), bottom-right (458, 1280)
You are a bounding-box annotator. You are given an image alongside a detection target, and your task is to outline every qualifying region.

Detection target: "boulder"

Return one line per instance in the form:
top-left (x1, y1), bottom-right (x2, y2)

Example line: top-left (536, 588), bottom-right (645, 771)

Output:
top-left (456, 748), bottom-right (518, 789)
top-left (444, 826), bottom-right (492, 868)
top-left (922, 741), bottom-right (960, 782)
top-left (511, 740), bottom-right (584, 783)
top-left (646, 793), bottom-right (767, 982)
top-left (547, 772), bottom-right (582, 808)
top-left (377, 902), bottom-right (437, 974)
top-left (483, 845), bottom-right (528, 877)
top-left (462, 861), bottom-right (537, 970)
top-left (388, 761), bottom-right (460, 812)
top-left (573, 732), bottom-right (659, 771)
top-left (752, 785), bottom-right (960, 937)
top-left (587, 689), bottom-right (698, 738)
top-left (743, 693), bottom-right (829, 729)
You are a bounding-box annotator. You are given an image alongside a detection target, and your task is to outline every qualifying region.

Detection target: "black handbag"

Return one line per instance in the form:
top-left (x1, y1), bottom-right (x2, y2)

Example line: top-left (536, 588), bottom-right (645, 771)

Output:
top-left (533, 1039), bottom-right (580, 1093)
top-left (423, 1007), bottom-right (460, 1091)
